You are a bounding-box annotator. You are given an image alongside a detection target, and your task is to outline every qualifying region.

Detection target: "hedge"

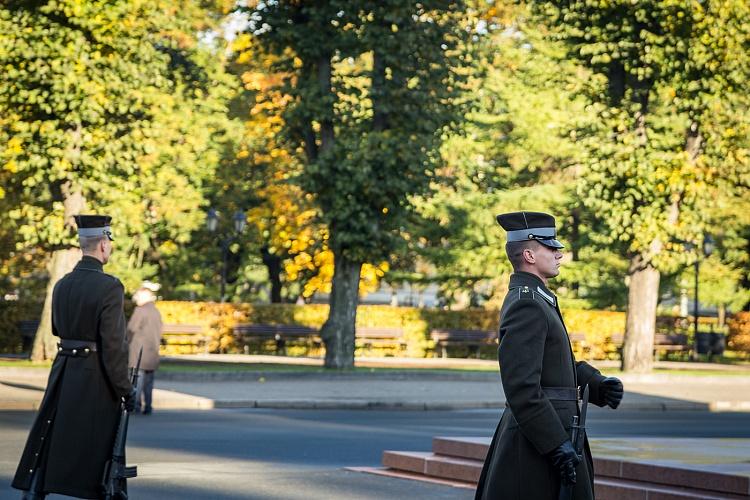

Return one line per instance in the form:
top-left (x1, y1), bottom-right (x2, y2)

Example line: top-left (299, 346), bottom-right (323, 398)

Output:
top-left (5, 300), bottom-right (737, 359)
top-left (136, 301), bottom-right (631, 359)
top-left (728, 312), bottom-right (750, 353)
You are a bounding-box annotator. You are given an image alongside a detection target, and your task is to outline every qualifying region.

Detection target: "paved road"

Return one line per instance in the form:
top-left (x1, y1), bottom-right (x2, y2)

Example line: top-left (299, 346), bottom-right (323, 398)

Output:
top-left (2, 408), bottom-right (749, 499)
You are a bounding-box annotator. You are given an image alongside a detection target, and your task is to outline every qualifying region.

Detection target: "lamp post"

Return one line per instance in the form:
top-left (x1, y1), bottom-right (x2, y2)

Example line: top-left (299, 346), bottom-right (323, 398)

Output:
top-left (692, 234), bottom-right (714, 357)
top-left (207, 208), bottom-right (246, 303)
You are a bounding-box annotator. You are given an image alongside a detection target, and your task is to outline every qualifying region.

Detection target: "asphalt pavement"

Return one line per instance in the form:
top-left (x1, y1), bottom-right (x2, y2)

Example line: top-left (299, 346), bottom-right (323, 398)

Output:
top-left (2, 408), bottom-right (749, 499)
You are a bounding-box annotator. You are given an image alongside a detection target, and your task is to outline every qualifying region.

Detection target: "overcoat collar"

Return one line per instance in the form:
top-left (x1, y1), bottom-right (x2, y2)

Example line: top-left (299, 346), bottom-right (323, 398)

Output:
top-left (76, 256), bottom-right (104, 273)
top-left (508, 272), bottom-right (557, 307)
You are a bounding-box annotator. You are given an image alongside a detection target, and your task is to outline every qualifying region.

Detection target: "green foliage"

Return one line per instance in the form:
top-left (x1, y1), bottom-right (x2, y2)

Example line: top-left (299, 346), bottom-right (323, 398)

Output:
top-left (247, 1), bottom-right (473, 262)
top-left (0, 0), bottom-right (240, 293)
top-left (530, 0), bottom-right (750, 270)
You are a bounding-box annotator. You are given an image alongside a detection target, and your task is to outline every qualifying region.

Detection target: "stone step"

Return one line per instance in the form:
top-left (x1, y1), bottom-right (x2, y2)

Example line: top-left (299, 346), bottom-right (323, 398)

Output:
top-left (380, 437), bottom-right (750, 499)
top-left (595, 457), bottom-right (750, 497)
top-left (432, 436), bottom-right (490, 461)
top-left (382, 450), bottom-right (483, 483)
top-left (428, 437), bottom-right (750, 497)
top-left (595, 478), bottom-right (749, 500)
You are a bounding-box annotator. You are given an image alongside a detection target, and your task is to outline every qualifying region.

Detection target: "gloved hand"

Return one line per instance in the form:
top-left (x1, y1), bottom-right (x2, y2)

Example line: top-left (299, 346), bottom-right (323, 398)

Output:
top-left (600, 377), bottom-right (624, 409)
top-left (548, 440), bottom-right (580, 485)
top-left (123, 388), bottom-right (137, 412)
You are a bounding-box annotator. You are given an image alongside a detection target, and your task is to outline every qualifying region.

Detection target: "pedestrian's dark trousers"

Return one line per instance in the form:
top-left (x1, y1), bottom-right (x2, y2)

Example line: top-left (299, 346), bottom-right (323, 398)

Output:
top-left (135, 370), bottom-right (155, 411)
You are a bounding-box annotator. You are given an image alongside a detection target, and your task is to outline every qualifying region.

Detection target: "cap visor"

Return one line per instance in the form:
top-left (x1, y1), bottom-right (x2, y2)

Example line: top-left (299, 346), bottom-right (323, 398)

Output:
top-left (540, 239), bottom-right (564, 249)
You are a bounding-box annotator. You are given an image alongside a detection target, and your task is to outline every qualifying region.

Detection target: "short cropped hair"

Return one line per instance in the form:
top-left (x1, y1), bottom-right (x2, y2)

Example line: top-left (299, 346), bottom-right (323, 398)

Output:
top-left (79, 236), bottom-right (106, 253)
top-left (506, 240), bottom-right (541, 271)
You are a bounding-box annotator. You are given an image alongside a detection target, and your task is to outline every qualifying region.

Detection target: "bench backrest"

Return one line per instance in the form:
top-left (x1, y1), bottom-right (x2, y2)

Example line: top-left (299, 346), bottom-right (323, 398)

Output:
top-left (355, 327), bottom-right (403, 339)
top-left (234, 324), bottom-right (318, 337)
top-left (161, 324), bottom-right (204, 335)
top-left (429, 329), bottom-right (496, 342)
top-left (575, 332), bottom-right (688, 346)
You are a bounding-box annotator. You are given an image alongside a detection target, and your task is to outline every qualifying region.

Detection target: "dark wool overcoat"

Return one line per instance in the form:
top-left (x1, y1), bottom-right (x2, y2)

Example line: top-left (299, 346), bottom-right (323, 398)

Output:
top-left (475, 272), bottom-right (608, 500)
top-left (127, 301), bottom-right (163, 371)
top-left (13, 256), bottom-right (132, 499)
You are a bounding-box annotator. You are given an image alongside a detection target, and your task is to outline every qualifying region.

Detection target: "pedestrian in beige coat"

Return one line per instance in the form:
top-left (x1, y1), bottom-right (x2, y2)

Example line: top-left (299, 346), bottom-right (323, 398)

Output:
top-left (126, 281), bottom-right (163, 415)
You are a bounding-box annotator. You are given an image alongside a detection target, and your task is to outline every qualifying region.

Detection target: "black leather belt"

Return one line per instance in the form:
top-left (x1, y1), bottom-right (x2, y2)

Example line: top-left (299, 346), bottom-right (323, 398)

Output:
top-left (542, 386), bottom-right (579, 401)
top-left (58, 339), bottom-right (97, 355)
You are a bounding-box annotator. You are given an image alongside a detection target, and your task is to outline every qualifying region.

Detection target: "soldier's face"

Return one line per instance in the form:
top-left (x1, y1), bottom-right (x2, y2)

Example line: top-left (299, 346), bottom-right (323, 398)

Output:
top-left (534, 244), bottom-right (563, 278)
top-left (101, 238), bottom-right (113, 264)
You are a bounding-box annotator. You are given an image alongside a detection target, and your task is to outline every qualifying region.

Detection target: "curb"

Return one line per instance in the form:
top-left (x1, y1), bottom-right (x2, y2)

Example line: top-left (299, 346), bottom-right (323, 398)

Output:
top-left (156, 370), bottom-right (501, 382)
top-left (3, 399), bottom-right (749, 412)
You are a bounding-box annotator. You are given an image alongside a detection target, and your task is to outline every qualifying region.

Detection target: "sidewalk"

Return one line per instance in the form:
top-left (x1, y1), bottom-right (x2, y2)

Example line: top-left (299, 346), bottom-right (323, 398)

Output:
top-left (1, 355), bottom-right (749, 411)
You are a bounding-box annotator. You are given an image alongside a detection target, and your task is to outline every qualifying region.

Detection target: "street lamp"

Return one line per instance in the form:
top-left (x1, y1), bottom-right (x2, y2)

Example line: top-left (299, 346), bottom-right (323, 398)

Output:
top-left (691, 234), bottom-right (714, 357)
top-left (206, 208), bottom-right (246, 302)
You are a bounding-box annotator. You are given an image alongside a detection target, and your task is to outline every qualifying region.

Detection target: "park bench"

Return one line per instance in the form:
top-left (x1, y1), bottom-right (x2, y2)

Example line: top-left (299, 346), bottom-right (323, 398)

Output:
top-left (160, 323), bottom-right (209, 354)
top-left (429, 328), bottom-right (497, 358)
top-left (355, 327), bottom-right (406, 350)
top-left (13, 320), bottom-right (209, 354)
top-left (233, 323), bottom-right (320, 355)
top-left (610, 332), bottom-right (690, 360)
top-left (16, 320), bottom-right (39, 352)
top-left (567, 332), bottom-right (589, 356)
top-left (234, 324), bottom-right (406, 354)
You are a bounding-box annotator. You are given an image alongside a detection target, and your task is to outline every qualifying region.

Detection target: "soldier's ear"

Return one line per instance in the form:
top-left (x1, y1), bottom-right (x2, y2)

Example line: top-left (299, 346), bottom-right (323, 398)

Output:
top-left (523, 248), bottom-right (536, 264)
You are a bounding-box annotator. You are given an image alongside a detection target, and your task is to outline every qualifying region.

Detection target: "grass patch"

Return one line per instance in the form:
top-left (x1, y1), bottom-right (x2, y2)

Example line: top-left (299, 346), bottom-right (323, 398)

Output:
top-left (159, 360), bottom-right (498, 375)
top-left (159, 362), bottom-right (325, 373)
top-left (0, 359), bottom-right (51, 368)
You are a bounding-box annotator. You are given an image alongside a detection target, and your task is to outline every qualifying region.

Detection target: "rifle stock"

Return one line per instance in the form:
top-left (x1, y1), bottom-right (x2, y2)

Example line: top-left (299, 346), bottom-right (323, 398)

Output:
top-left (558, 385), bottom-right (589, 500)
top-left (101, 347), bottom-right (142, 499)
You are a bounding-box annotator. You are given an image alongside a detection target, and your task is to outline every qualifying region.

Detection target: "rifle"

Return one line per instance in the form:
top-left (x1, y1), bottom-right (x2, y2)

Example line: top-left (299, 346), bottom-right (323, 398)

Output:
top-left (558, 384), bottom-right (589, 500)
top-left (101, 347), bottom-right (141, 500)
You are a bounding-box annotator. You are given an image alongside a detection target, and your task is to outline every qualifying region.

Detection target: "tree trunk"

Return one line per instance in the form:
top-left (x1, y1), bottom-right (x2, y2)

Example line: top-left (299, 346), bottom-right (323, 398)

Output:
top-left (30, 247), bottom-right (81, 361)
top-left (718, 304), bottom-right (726, 328)
top-left (620, 253), bottom-right (660, 372)
top-left (320, 252), bottom-right (362, 370)
top-left (31, 181), bottom-right (85, 361)
top-left (261, 246), bottom-right (283, 303)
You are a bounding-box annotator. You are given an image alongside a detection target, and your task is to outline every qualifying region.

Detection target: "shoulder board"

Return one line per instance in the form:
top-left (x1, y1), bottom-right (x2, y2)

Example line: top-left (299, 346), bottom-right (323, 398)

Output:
top-left (102, 272), bottom-right (122, 284)
top-left (514, 285), bottom-right (535, 301)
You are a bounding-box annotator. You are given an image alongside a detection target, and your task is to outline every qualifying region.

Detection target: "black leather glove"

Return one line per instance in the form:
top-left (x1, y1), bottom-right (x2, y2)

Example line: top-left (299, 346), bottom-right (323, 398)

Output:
top-left (548, 440), bottom-right (580, 485)
top-left (600, 376), bottom-right (624, 409)
top-left (123, 388), bottom-right (137, 412)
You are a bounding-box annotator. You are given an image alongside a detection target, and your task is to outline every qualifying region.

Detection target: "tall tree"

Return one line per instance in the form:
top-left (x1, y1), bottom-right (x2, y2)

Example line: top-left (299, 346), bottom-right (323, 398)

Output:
top-left (530, 0), bottom-right (750, 371)
top-left (248, 1), bottom-right (472, 368)
top-left (0, 0), bottom-right (239, 359)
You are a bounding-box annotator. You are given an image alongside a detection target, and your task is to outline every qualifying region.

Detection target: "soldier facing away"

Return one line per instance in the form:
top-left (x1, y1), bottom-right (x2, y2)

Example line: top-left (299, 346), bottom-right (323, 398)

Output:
top-left (13, 214), bottom-right (136, 499)
top-left (475, 211), bottom-right (624, 500)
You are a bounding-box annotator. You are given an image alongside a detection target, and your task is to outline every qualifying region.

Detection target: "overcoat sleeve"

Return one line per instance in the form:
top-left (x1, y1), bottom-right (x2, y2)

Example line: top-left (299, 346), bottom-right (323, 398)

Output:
top-left (499, 299), bottom-right (569, 455)
top-left (100, 279), bottom-right (132, 398)
top-left (576, 361), bottom-right (608, 407)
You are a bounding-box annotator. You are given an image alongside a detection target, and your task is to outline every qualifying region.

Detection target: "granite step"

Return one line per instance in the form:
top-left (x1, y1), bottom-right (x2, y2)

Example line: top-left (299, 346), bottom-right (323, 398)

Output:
top-left (381, 450), bottom-right (483, 483)
top-left (595, 478), bottom-right (749, 500)
top-left (377, 437), bottom-right (750, 499)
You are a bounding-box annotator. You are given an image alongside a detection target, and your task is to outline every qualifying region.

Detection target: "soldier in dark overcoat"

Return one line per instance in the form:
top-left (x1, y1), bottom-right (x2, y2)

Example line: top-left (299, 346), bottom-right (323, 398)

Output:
top-left (475, 211), bottom-right (624, 500)
top-left (13, 215), bottom-right (135, 499)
